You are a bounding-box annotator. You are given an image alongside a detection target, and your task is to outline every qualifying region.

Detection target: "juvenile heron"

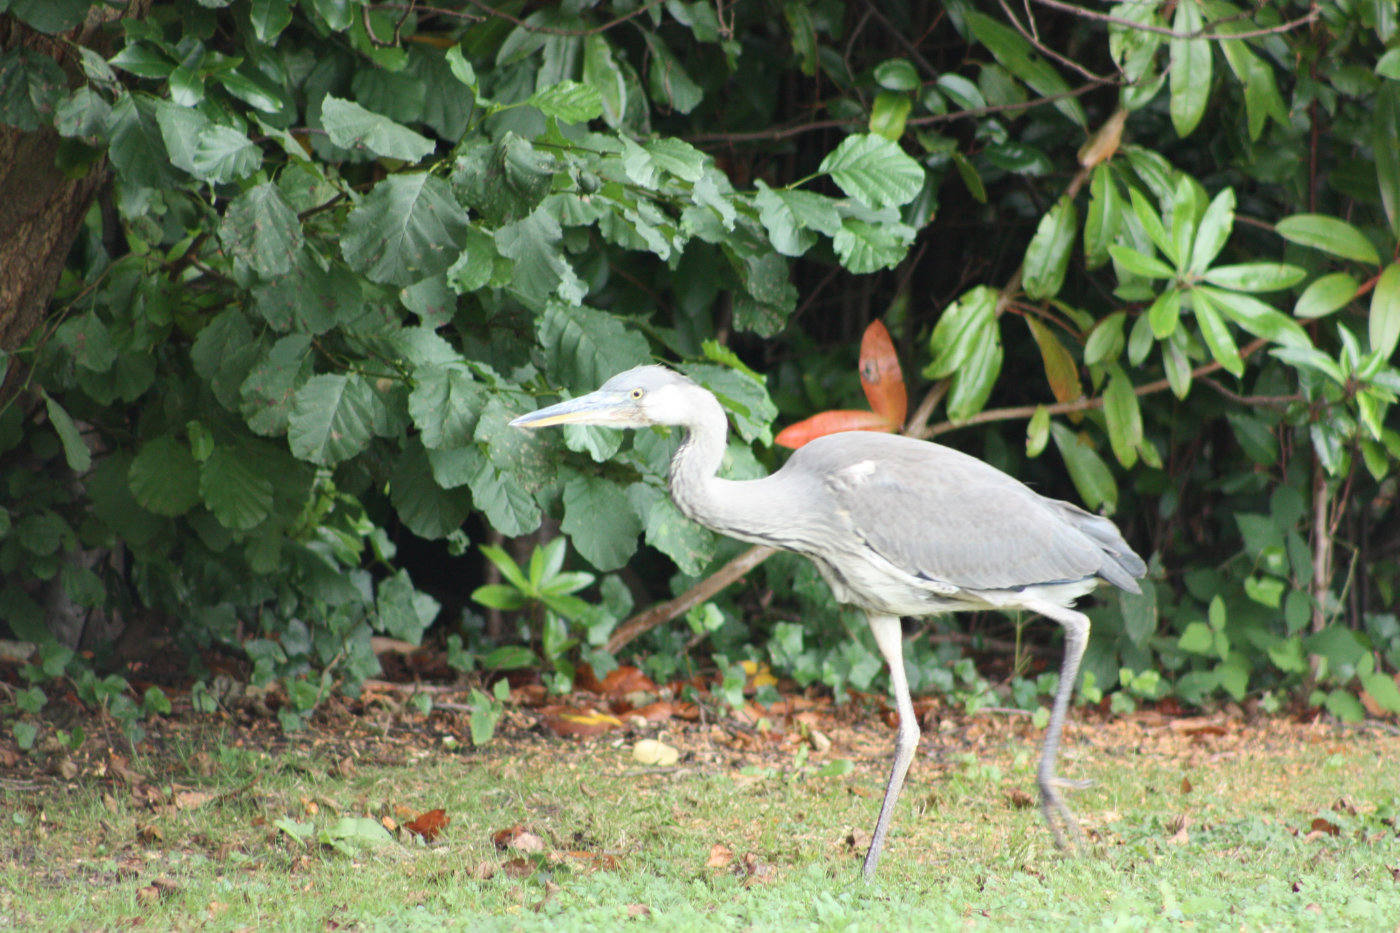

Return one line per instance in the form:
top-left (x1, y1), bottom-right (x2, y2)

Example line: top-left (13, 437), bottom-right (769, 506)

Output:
top-left (511, 365), bottom-right (1146, 877)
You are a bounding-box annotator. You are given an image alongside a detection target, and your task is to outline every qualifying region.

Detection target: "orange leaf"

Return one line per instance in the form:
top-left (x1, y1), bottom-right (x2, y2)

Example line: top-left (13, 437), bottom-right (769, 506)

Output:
top-left (775, 410), bottom-right (894, 449)
top-left (859, 320), bottom-right (907, 425)
top-left (1025, 318), bottom-right (1082, 404)
top-left (598, 666), bottom-right (658, 698)
top-left (405, 808), bottom-right (449, 841)
top-left (706, 843), bottom-right (734, 869)
top-left (540, 705), bottom-right (623, 737)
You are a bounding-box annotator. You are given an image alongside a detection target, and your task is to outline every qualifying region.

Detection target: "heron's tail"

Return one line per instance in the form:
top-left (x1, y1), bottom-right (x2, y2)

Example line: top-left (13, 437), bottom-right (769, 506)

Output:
top-left (1051, 500), bottom-right (1147, 593)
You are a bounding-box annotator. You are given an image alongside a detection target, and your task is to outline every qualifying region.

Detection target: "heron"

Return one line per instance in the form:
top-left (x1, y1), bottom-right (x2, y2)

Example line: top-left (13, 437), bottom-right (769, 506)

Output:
top-left (510, 365), bottom-right (1146, 877)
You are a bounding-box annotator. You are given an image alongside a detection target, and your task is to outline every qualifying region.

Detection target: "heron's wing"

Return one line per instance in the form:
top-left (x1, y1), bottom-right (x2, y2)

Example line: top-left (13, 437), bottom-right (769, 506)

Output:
top-left (801, 435), bottom-right (1107, 591)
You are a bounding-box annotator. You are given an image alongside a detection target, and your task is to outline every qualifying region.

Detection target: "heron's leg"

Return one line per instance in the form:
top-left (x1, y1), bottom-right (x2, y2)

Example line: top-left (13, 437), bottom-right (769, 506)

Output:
top-left (1022, 599), bottom-right (1091, 851)
top-left (862, 613), bottom-right (919, 879)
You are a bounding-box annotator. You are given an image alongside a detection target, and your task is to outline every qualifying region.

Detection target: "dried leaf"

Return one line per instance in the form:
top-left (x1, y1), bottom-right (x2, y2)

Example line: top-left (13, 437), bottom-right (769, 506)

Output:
top-left (627, 904), bottom-right (652, 918)
top-left (633, 739), bottom-right (679, 767)
top-left (859, 319), bottom-right (907, 425)
top-left (405, 808), bottom-right (449, 841)
top-left (1168, 716), bottom-right (1228, 736)
top-left (775, 409), bottom-right (894, 449)
top-left (502, 857), bottom-right (537, 878)
top-left (1309, 816), bottom-right (1340, 837)
top-left (705, 842), bottom-right (734, 869)
top-left (1179, 776), bottom-right (1193, 794)
top-left (599, 666), bottom-right (658, 698)
top-left (1006, 788), bottom-right (1034, 809)
top-left (493, 824), bottom-right (546, 853)
top-left (540, 705), bottom-right (623, 738)
top-left (624, 700), bottom-right (675, 723)
top-left (173, 790), bottom-right (215, 810)
top-left (551, 850), bottom-right (620, 871)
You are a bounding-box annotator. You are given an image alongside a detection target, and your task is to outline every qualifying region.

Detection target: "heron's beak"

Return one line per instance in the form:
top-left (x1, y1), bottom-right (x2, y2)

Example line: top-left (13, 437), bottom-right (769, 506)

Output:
top-left (509, 390), bottom-right (632, 429)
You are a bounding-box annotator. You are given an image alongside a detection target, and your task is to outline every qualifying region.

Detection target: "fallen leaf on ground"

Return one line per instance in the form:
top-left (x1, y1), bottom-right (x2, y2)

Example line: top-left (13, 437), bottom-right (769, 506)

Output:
top-left (540, 705), bottom-right (623, 738)
top-left (633, 739), bottom-right (679, 767)
top-left (1006, 788), bottom-right (1034, 809)
top-left (173, 790), bottom-right (215, 810)
top-left (405, 808), bottom-right (449, 841)
top-left (493, 824), bottom-right (545, 853)
top-left (599, 666), bottom-right (658, 698)
top-left (706, 842), bottom-right (733, 869)
top-left (737, 852), bottom-right (776, 883)
top-left (1179, 776), bottom-right (1193, 794)
top-left (627, 904), bottom-right (652, 918)
top-left (1308, 816), bottom-right (1340, 837)
top-left (1168, 716), bottom-right (1228, 736)
top-left (622, 700), bottom-right (675, 723)
top-left (551, 850), bottom-right (620, 871)
top-left (502, 858), bottom-right (536, 878)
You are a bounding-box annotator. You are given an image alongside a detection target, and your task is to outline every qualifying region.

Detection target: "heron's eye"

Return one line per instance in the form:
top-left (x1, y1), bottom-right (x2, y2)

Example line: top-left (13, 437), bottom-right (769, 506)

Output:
top-left (630, 388), bottom-right (644, 400)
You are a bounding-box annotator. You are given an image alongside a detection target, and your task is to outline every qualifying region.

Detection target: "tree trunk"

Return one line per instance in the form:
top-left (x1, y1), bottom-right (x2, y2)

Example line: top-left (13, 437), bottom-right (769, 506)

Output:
top-left (0, 4), bottom-right (150, 368)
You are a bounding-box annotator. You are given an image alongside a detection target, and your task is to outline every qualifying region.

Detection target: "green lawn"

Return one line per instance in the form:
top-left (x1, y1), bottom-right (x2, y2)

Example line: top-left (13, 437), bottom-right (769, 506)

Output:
top-left (1, 708), bottom-right (1397, 930)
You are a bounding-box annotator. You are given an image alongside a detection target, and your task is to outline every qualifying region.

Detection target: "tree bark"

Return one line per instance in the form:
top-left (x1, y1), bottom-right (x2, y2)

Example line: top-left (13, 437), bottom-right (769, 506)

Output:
top-left (0, 5), bottom-right (149, 368)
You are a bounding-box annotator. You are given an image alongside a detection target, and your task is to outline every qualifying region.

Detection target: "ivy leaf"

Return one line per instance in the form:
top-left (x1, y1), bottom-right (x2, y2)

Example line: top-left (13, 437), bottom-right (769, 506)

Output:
top-left (320, 95), bottom-right (434, 162)
top-left (200, 446), bottom-right (274, 531)
top-left (288, 374), bottom-right (383, 465)
top-left (129, 436), bottom-right (200, 516)
top-left (341, 173), bottom-right (471, 286)
top-left (818, 134), bottom-right (924, 209)
top-left (220, 183), bottom-right (303, 277)
top-left (562, 474), bottom-right (641, 571)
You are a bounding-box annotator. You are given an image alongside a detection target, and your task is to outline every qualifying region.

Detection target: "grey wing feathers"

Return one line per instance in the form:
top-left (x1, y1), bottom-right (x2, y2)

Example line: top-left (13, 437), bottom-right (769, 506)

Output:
top-left (794, 433), bottom-right (1143, 592)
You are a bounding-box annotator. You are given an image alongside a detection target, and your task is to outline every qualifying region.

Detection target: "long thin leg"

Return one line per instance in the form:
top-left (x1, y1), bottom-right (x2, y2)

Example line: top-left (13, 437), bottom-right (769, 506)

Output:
top-left (1022, 598), bottom-right (1091, 850)
top-left (862, 613), bottom-right (919, 879)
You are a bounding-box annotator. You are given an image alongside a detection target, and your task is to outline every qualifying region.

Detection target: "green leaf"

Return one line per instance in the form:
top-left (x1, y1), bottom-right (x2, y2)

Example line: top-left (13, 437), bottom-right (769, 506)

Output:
top-left (964, 12), bottom-right (1086, 126)
top-left (249, 0), bottom-right (293, 43)
top-left (42, 392), bottom-right (91, 473)
top-left (1369, 262), bottom-right (1400, 360)
top-left (128, 436), bottom-right (200, 517)
top-left (1294, 272), bottom-right (1358, 319)
top-left (869, 90), bottom-right (912, 141)
top-left (1022, 196), bottom-right (1077, 300)
top-left (1127, 187), bottom-right (1175, 264)
top-left (1196, 286), bottom-right (1310, 348)
top-left (631, 484), bottom-right (716, 576)
top-left (1103, 366), bottom-right (1142, 467)
top-left (832, 217), bottom-right (915, 273)
top-left (1168, 1), bottom-right (1210, 137)
top-left (341, 173), bottom-right (471, 286)
top-left (538, 305), bottom-right (652, 395)
top-left (1083, 311), bottom-right (1126, 366)
top-left (562, 474), bottom-right (641, 571)
top-left (0, 49), bottom-right (66, 131)
top-left (1188, 187), bottom-right (1235, 273)
top-left (1109, 244), bottom-right (1175, 280)
top-left (1275, 214), bottom-right (1380, 266)
top-left (526, 80), bottom-right (603, 123)
top-left (1049, 422), bottom-right (1117, 512)
top-left (322, 816), bottom-right (394, 853)
top-left (287, 374), bottom-right (383, 466)
top-left (642, 32), bottom-right (702, 113)
top-left (1270, 346), bottom-right (1344, 384)
top-left (583, 35), bottom-right (625, 126)
top-left (945, 328), bottom-right (1002, 421)
top-left (924, 286), bottom-right (996, 379)
top-left (1147, 287), bottom-right (1182, 338)
top-left (495, 207), bottom-right (586, 308)
top-left (1083, 164), bottom-right (1123, 269)
top-left (818, 134), bottom-right (924, 210)
top-left (409, 364), bottom-right (482, 450)
top-left (1362, 672), bottom-right (1400, 714)
top-left (390, 443), bottom-right (473, 539)
top-left (1201, 263), bottom-right (1305, 292)
top-left (1375, 85), bottom-right (1400, 238)
top-left (189, 124), bottom-right (261, 184)
top-left (1026, 405), bottom-right (1050, 457)
top-left (645, 137), bottom-right (706, 183)
top-left (377, 570), bottom-right (439, 642)
top-left (219, 183), bottom-right (303, 278)
top-left (874, 58), bottom-right (919, 91)
top-left (4, 0), bottom-right (90, 33)
top-left (754, 183), bottom-right (839, 256)
top-left (199, 446), bottom-right (274, 531)
top-left (1190, 290), bottom-right (1243, 376)
top-left (320, 95), bottom-right (434, 162)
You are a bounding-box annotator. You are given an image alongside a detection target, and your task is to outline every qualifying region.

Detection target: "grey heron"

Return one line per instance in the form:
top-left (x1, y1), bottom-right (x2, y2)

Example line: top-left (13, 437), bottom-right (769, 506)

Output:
top-left (510, 365), bottom-right (1146, 877)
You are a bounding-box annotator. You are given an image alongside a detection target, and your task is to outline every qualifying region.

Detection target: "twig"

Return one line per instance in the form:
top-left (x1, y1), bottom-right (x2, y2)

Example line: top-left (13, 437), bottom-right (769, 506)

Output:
top-left (605, 545), bottom-right (776, 654)
top-left (1025, 0), bottom-right (1319, 41)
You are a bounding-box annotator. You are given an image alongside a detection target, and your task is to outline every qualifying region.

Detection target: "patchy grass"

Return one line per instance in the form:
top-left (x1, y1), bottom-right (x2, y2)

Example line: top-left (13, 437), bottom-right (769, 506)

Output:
top-left (1, 705), bottom-right (1398, 930)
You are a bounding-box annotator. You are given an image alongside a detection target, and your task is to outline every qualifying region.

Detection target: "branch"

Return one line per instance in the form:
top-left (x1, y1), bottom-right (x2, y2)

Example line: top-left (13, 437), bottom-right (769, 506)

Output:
top-left (604, 545), bottom-right (777, 655)
top-left (1025, 0), bottom-right (1319, 40)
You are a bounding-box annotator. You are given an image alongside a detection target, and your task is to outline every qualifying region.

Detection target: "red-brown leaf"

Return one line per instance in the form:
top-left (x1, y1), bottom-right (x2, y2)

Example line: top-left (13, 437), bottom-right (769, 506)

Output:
top-left (405, 808), bottom-right (449, 841)
top-left (540, 705), bottom-right (623, 738)
top-left (598, 666), bottom-right (657, 698)
top-left (859, 320), bottom-right (907, 425)
top-left (775, 410), bottom-right (894, 449)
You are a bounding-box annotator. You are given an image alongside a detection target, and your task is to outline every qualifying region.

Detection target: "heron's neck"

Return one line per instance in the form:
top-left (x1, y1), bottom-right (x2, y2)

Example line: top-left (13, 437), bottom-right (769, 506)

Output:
top-left (667, 389), bottom-right (781, 546)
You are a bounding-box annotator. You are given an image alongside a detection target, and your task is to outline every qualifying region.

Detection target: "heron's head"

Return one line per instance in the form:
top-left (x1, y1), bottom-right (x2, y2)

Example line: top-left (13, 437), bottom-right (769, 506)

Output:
top-left (510, 365), bottom-right (703, 431)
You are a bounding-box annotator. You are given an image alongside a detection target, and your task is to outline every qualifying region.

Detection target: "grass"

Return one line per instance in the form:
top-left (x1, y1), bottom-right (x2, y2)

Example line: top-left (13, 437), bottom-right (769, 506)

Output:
top-left (1, 708), bottom-right (1397, 930)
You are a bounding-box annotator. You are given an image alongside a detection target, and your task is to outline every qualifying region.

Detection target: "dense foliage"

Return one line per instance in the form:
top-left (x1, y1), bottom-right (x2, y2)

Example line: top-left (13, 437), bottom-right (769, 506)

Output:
top-left (1, 0), bottom-right (1397, 738)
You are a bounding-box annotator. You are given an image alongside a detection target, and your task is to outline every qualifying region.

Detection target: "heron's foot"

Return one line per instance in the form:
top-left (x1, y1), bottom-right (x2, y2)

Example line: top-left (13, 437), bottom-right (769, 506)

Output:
top-left (1037, 775), bottom-right (1086, 854)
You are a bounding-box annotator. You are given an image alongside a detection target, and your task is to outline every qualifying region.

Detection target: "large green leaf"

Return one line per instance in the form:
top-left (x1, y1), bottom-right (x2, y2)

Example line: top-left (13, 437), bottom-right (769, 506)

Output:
top-left (818, 134), bottom-right (924, 210)
top-left (1168, 1), bottom-right (1210, 137)
top-left (341, 173), bottom-right (471, 286)
top-left (1189, 290), bottom-right (1244, 376)
top-left (1371, 262), bottom-right (1400, 360)
top-left (320, 95), bottom-right (434, 162)
top-left (495, 207), bottom-right (586, 308)
top-left (1102, 366), bottom-right (1142, 467)
top-left (1275, 214), bottom-right (1380, 265)
top-left (1022, 196), bottom-right (1077, 300)
top-left (1294, 272), bottom-right (1358, 320)
top-left (220, 183), bottom-right (303, 277)
top-left (526, 80), bottom-right (603, 123)
top-left (390, 443), bottom-right (473, 539)
top-left (1201, 263), bottom-right (1305, 293)
top-left (199, 446), bottom-right (274, 531)
top-left (287, 374), bottom-right (384, 465)
top-left (538, 304), bottom-right (652, 394)
top-left (562, 474), bottom-right (642, 571)
top-left (376, 570), bottom-right (440, 643)
top-left (965, 12), bottom-right (1086, 126)
top-left (1196, 286), bottom-right (1309, 348)
top-left (629, 483), bottom-right (716, 576)
top-left (924, 286), bottom-right (997, 379)
top-left (409, 364), bottom-right (484, 450)
top-left (42, 392), bottom-right (91, 473)
top-left (1050, 422), bottom-right (1117, 513)
top-left (128, 436), bottom-right (200, 517)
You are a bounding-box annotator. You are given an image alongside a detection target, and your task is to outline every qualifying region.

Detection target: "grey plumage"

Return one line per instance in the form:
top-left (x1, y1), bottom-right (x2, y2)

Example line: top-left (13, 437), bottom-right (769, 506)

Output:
top-left (511, 365), bottom-right (1147, 877)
